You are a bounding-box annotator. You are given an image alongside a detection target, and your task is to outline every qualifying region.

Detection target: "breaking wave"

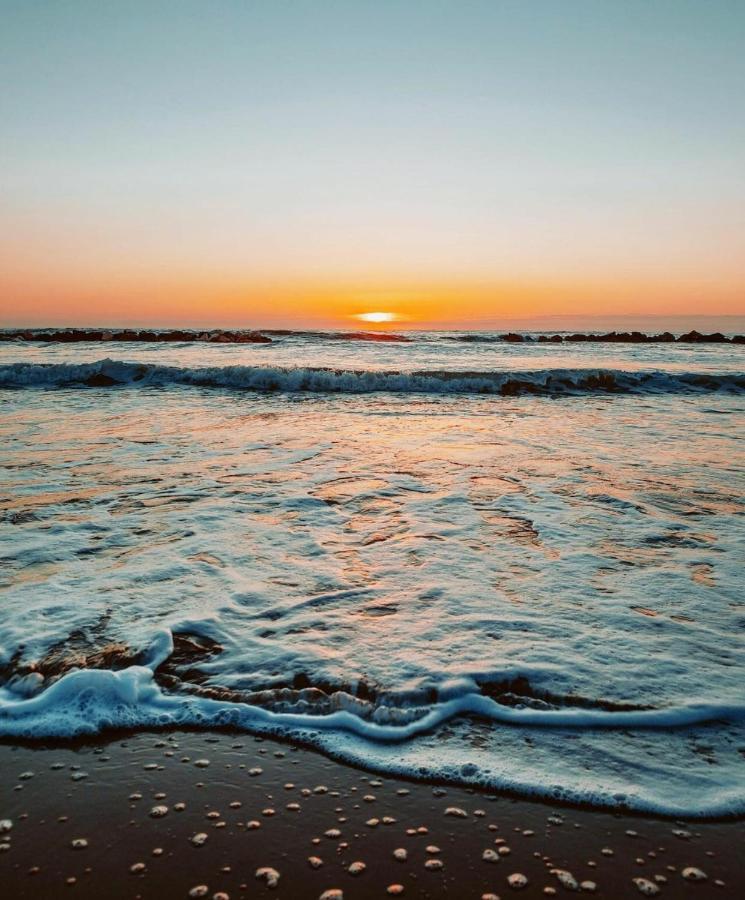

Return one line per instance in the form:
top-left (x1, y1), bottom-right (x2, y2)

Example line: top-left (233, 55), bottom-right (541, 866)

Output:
top-left (2, 629), bottom-right (745, 817)
top-left (1, 359), bottom-right (743, 396)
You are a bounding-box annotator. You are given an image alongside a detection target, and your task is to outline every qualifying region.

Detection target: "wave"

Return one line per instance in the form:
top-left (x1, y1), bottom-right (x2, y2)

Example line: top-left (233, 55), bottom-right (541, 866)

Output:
top-left (1, 630), bottom-right (744, 817)
top-left (1, 359), bottom-right (743, 396)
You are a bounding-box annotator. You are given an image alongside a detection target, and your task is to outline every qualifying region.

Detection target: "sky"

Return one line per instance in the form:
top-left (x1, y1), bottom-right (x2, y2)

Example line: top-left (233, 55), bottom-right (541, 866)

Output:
top-left (1, 0), bottom-right (744, 329)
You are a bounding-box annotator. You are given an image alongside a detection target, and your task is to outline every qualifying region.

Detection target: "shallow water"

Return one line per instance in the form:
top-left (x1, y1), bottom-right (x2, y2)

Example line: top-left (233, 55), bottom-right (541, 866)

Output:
top-left (1, 334), bottom-right (744, 816)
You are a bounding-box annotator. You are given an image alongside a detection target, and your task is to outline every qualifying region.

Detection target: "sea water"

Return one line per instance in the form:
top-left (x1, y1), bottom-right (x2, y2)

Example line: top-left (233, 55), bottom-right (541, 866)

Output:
top-left (1, 332), bottom-right (743, 817)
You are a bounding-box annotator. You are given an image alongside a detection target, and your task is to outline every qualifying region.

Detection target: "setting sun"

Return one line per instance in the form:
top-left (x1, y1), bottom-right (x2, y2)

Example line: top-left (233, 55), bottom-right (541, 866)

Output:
top-left (355, 312), bottom-right (398, 324)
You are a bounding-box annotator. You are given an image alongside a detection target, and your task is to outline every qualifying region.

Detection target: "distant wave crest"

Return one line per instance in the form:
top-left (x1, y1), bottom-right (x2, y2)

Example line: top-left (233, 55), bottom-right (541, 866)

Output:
top-left (1, 359), bottom-right (743, 396)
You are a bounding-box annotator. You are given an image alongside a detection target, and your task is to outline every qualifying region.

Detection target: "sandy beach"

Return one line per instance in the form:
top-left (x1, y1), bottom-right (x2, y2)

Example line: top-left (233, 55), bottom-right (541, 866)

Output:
top-left (1, 729), bottom-right (742, 899)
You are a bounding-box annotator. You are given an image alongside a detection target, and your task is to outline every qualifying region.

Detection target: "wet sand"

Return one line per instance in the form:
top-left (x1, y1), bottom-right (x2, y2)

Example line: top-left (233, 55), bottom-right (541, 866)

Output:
top-left (1, 729), bottom-right (742, 899)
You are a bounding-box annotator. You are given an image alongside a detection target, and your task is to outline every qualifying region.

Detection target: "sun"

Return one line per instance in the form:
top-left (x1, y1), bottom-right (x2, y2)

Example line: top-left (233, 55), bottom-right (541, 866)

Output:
top-left (354, 311), bottom-right (397, 324)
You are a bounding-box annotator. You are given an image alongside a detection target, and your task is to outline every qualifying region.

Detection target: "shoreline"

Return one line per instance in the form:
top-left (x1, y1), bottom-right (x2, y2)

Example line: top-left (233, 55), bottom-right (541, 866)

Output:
top-left (1, 728), bottom-right (742, 899)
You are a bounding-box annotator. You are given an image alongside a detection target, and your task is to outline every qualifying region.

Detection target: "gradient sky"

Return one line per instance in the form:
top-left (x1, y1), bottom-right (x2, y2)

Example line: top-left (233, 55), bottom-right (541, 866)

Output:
top-left (1, 0), bottom-right (744, 328)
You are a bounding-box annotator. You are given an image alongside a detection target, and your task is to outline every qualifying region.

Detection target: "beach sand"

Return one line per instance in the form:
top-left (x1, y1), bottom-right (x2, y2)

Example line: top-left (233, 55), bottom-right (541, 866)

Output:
top-left (1, 729), bottom-right (742, 899)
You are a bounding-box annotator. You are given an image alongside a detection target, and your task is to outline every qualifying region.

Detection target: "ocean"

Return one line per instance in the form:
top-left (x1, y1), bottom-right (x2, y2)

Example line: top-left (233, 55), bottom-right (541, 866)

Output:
top-left (1, 331), bottom-right (743, 818)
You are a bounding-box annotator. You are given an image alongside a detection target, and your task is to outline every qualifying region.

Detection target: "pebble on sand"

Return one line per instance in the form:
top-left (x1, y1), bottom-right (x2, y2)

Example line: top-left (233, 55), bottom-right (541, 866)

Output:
top-left (188, 886), bottom-right (209, 898)
top-left (552, 870), bottom-right (578, 891)
top-left (387, 886), bottom-right (405, 895)
top-left (483, 848), bottom-right (501, 863)
top-left (682, 867), bottom-right (708, 882)
top-left (255, 866), bottom-right (280, 888)
top-left (190, 832), bottom-right (208, 847)
top-left (308, 856), bottom-right (323, 869)
top-left (348, 861), bottom-right (366, 875)
top-left (149, 805), bottom-right (168, 818)
top-left (319, 891), bottom-right (343, 900)
top-left (393, 848), bottom-right (408, 861)
top-left (71, 838), bottom-right (88, 850)
top-left (507, 873), bottom-right (529, 889)
top-left (444, 806), bottom-right (468, 818)
top-left (632, 877), bottom-right (660, 896)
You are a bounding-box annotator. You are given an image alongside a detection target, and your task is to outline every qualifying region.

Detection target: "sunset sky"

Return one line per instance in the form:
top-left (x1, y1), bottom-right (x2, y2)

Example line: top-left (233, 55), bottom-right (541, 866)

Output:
top-left (1, 1), bottom-right (744, 329)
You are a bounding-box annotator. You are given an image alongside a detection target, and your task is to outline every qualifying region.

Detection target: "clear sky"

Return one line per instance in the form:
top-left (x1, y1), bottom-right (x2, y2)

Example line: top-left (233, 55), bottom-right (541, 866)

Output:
top-left (1, 0), bottom-right (743, 328)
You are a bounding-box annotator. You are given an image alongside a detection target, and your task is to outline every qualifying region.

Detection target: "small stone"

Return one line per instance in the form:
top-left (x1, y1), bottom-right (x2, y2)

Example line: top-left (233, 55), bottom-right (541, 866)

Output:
top-left (149, 805), bottom-right (168, 818)
top-left (348, 861), bottom-right (366, 876)
top-left (507, 873), bottom-right (528, 889)
top-left (130, 862), bottom-right (146, 874)
top-left (256, 866), bottom-right (280, 889)
top-left (191, 832), bottom-right (208, 847)
top-left (319, 891), bottom-right (343, 900)
top-left (194, 759), bottom-right (210, 768)
top-left (682, 867), bottom-right (707, 882)
top-left (424, 858), bottom-right (444, 871)
top-left (71, 838), bottom-right (88, 850)
top-left (393, 848), bottom-right (407, 861)
top-left (580, 882), bottom-right (597, 893)
top-left (308, 856), bottom-right (323, 869)
top-left (387, 886), bottom-right (404, 896)
top-left (188, 887), bottom-right (209, 899)
top-left (426, 845), bottom-right (441, 855)
top-left (444, 806), bottom-right (468, 818)
top-left (632, 878), bottom-right (659, 896)
top-left (324, 828), bottom-right (342, 839)
top-left (249, 767), bottom-right (263, 776)
top-left (483, 849), bottom-right (500, 863)
top-left (553, 870), bottom-right (578, 891)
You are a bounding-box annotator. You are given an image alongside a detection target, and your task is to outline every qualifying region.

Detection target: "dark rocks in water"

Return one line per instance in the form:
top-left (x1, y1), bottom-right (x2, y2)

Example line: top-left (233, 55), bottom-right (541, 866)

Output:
top-left (2, 328), bottom-right (273, 344)
top-left (234, 331), bottom-right (272, 343)
top-left (111, 330), bottom-right (140, 341)
top-left (2, 327), bottom-right (741, 344)
top-left (677, 330), bottom-right (728, 343)
top-left (84, 373), bottom-right (118, 387)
